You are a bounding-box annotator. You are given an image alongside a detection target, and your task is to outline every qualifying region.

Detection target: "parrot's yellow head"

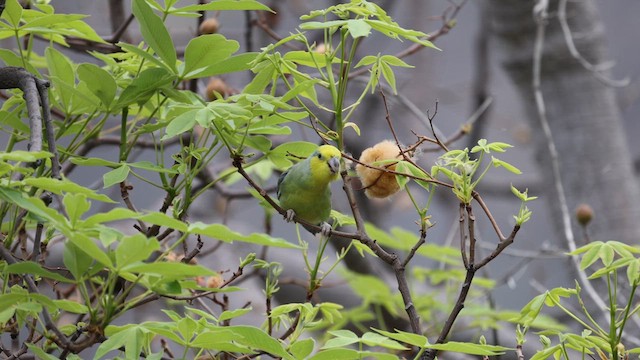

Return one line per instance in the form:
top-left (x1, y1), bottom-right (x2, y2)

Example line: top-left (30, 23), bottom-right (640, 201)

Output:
top-left (309, 145), bottom-right (341, 184)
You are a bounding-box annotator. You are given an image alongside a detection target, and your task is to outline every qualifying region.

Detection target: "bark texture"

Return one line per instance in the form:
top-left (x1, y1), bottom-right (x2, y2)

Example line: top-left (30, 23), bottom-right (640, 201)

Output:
top-left (488, 0), bottom-right (640, 244)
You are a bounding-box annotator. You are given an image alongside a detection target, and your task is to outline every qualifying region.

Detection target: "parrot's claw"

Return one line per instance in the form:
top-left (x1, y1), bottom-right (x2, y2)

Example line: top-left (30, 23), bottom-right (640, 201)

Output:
top-left (284, 209), bottom-right (296, 223)
top-left (319, 222), bottom-right (332, 237)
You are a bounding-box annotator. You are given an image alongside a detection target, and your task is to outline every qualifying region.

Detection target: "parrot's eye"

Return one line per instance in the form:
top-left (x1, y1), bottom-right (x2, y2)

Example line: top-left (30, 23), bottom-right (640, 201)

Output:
top-left (317, 153), bottom-right (322, 159)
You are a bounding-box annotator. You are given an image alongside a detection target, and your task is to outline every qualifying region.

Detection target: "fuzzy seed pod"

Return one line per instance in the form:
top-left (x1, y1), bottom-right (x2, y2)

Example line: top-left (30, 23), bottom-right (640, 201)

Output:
top-left (205, 274), bottom-right (224, 289)
top-left (356, 140), bottom-right (403, 198)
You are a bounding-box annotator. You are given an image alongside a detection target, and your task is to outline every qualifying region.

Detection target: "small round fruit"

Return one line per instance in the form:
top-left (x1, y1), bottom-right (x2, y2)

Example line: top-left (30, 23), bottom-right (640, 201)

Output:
top-left (356, 140), bottom-right (403, 198)
top-left (205, 77), bottom-right (229, 100)
top-left (575, 203), bottom-right (594, 226)
top-left (199, 18), bottom-right (220, 34)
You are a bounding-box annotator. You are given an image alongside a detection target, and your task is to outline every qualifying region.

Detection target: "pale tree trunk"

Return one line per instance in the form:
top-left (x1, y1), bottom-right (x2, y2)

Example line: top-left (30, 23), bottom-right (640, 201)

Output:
top-left (487, 0), bottom-right (640, 245)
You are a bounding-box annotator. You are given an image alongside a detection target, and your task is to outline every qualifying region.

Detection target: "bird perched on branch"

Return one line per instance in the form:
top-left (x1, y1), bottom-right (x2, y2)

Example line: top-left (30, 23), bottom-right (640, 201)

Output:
top-left (276, 145), bottom-right (341, 236)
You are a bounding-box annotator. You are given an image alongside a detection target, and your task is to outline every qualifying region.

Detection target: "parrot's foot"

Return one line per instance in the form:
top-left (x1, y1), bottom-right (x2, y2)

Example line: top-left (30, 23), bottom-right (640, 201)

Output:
top-left (284, 209), bottom-right (295, 223)
top-left (319, 222), bottom-right (332, 237)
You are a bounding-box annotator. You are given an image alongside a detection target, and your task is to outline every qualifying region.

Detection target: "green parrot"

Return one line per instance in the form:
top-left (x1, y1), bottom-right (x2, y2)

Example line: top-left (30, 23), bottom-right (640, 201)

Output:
top-left (276, 145), bottom-right (341, 235)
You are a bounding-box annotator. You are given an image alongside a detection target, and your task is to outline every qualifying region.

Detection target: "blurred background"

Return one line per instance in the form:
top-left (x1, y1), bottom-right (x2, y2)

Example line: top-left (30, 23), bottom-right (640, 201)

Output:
top-left (3, 0), bottom-right (640, 351)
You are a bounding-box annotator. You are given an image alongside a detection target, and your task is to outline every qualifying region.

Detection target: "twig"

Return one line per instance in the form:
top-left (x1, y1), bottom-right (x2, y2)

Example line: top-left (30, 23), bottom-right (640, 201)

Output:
top-left (182, 235), bottom-right (203, 263)
top-left (557, 0), bottom-right (629, 87)
top-left (426, 101), bottom-right (449, 153)
top-left (119, 182), bottom-right (148, 233)
top-left (36, 79), bottom-right (60, 179)
top-left (0, 245), bottom-right (77, 353)
top-left (349, 0), bottom-right (468, 79)
top-left (532, 0), bottom-right (608, 315)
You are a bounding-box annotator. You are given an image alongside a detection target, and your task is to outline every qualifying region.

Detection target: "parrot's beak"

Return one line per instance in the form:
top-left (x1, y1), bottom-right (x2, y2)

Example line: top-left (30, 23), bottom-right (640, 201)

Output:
top-left (328, 157), bottom-right (340, 174)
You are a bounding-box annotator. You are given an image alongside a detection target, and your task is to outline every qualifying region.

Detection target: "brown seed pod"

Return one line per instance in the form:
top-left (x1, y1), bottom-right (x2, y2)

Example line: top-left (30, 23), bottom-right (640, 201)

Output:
top-left (199, 18), bottom-right (220, 35)
top-left (356, 140), bottom-right (404, 198)
top-left (205, 77), bottom-right (229, 100)
top-left (575, 203), bottom-right (594, 226)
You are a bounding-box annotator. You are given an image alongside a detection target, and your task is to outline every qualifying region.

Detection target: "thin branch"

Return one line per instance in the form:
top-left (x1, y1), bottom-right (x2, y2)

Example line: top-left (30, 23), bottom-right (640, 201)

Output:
top-left (349, 0), bottom-right (468, 79)
top-left (557, 0), bottom-right (629, 87)
top-left (37, 79), bottom-right (60, 179)
top-left (119, 182), bottom-right (148, 233)
top-left (0, 67), bottom-right (43, 154)
top-left (532, 1), bottom-right (608, 315)
top-left (0, 246), bottom-right (75, 353)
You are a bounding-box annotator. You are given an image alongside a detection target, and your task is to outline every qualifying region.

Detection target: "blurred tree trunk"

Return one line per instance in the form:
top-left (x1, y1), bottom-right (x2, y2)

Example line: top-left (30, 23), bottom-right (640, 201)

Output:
top-left (487, 0), bottom-right (640, 244)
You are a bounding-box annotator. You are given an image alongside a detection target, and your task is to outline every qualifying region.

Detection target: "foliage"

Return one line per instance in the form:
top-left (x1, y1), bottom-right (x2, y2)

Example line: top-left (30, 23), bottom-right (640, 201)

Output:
top-left (515, 240), bottom-right (640, 360)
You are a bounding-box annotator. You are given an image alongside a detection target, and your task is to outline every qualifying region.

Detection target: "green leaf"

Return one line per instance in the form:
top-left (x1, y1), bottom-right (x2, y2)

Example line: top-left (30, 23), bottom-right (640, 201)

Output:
top-left (77, 63), bottom-right (117, 109)
top-left (346, 19), bottom-right (372, 38)
top-left (21, 13), bottom-right (85, 29)
top-left (513, 292), bottom-right (547, 326)
top-left (84, 208), bottom-right (139, 227)
top-left (343, 122), bottom-right (360, 136)
top-left (300, 20), bottom-right (348, 31)
top-left (21, 177), bottom-right (114, 203)
top-left (371, 328), bottom-right (429, 348)
top-left (103, 164), bottom-right (130, 188)
top-left (580, 241), bottom-right (604, 270)
top-left (115, 234), bottom-right (160, 268)
top-left (355, 55), bottom-right (378, 68)
top-left (116, 67), bottom-right (176, 108)
top-left (0, 150), bottom-right (51, 162)
top-left (424, 341), bottom-right (510, 356)
top-left (309, 348), bottom-right (359, 360)
top-left (267, 141), bottom-right (318, 169)
top-left (94, 325), bottom-right (143, 360)
top-left (361, 332), bottom-right (407, 350)
top-left (228, 326), bottom-right (293, 359)
top-left (164, 108), bottom-right (199, 139)
top-left (26, 344), bottom-right (59, 360)
top-left (69, 157), bottom-right (120, 168)
top-left (2, 0), bottom-right (23, 27)
top-left (178, 0), bottom-right (272, 12)
top-left (491, 157), bottom-right (522, 175)
top-left (380, 55), bottom-right (413, 68)
top-left (290, 338), bottom-right (315, 359)
top-left (182, 34), bottom-right (240, 78)
top-left (64, 241), bottom-right (94, 280)
top-left (187, 222), bottom-right (300, 249)
top-left (394, 161), bottom-right (409, 189)
top-left (627, 258), bottom-right (640, 285)
top-left (487, 142), bottom-right (513, 153)
top-left (131, 0), bottom-right (176, 71)
top-left (122, 262), bottom-right (215, 278)
top-left (68, 233), bottom-right (114, 269)
top-left (45, 47), bottom-right (75, 112)
top-left (53, 299), bottom-right (89, 314)
top-left (281, 79), bottom-right (320, 103)
top-left (0, 187), bottom-right (66, 224)
top-left (282, 51), bottom-right (338, 67)
top-left (191, 329), bottom-right (251, 352)
top-left (219, 307), bottom-right (252, 322)
top-left (5, 261), bottom-right (72, 283)
top-left (139, 212), bottom-right (188, 232)
top-left (128, 161), bottom-right (178, 174)
top-left (379, 62), bottom-right (397, 94)
top-left (323, 330), bottom-right (360, 349)
top-left (117, 42), bottom-right (168, 70)
top-left (196, 52), bottom-right (259, 78)
top-left (63, 193), bottom-right (90, 226)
